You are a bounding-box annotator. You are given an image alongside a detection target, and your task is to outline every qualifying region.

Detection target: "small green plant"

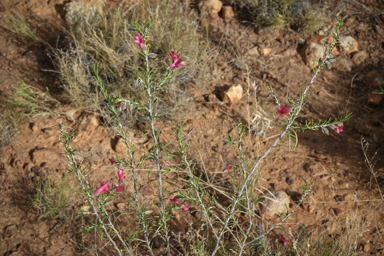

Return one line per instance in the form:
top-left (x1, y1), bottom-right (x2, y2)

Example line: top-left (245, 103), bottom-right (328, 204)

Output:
top-left (31, 175), bottom-right (73, 221)
top-left (9, 78), bottom-right (61, 116)
top-left (5, 14), bottom-right (42, 42)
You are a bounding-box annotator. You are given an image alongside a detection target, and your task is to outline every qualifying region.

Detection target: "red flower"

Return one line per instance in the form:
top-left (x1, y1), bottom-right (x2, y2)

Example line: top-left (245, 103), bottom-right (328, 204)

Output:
top-left (224, 165), bottom-right (232, 172)
top-left (181, 204), bottom-right (189, 211)
top-left (117, 101), bottom-right (122, 107)
top-left (169, 49), bottom-right (187, 68)
top-left (94, 181), bottom-right (111, 194)
top-left (280, 234), bottom-right (287, 245)
top-left (114, 182), bottom-right (124, 192)
top-left (145, 210), bottom-right (154, 215)
top-left (336, 123), bottom-right (344, 133)
top-left (117, 166), bottom-right (125, 182)
top-left (109, 157), bottom-right (116, 165)
top-left (159, 157), bottom-right (170, 167)
top-left (277, 105), bottom-right (291, 116)
top-left (170, 196), bottom-right (180, 205)
top-left (133, 33), bottom-right (145, 50)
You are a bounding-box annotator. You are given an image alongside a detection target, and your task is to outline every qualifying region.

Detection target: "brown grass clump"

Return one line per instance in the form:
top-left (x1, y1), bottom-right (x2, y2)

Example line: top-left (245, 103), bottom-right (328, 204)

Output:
top-left (234, 0), bottom-right (328, 35)
top-left (56, 0), bottom-right (209, 128)
top-left (0, 107), bottom-right (24, 148)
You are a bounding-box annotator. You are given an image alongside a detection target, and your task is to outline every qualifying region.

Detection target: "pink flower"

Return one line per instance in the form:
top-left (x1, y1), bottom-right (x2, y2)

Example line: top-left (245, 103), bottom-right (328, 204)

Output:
top-left (170, 196), bottom-right (180, 205)
top-left (169, 50), bottom-right (187, 68)
top-left (224, 165), bottom-right (232, 172)
top-left (94, 181), bottom-right (111, 194)
top-left (117, 101), bottom-right (122, 107)
top-left (145, 210), bottom-right (154, 215)
top-left (280, 234), bottom-right (287, 245)
top-left (336, 123), bottom-right (344, 133)
top-left (109, 157), bottom-right (116, 165)
top-left (181, 204), bottom-right (189, 211)
top-left (133, 33), bottom-right (145, 50)
top-left (277, 105), bottom-right (291, 116)
top-left (159, 157), bottom-right (170, 167)
top-left (114, 182), bottom-right (124, 192)
top-left (117, 166), bottom-right (125, 182)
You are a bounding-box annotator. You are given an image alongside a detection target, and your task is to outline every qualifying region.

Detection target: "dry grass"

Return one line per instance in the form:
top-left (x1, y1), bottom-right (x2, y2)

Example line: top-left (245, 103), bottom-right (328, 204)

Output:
top-left (234, 0), bottom-right (327, 35)
top-left (0, 106), bottom-right (24, 148)
top-left (55, 0), bottom-right (210, 128)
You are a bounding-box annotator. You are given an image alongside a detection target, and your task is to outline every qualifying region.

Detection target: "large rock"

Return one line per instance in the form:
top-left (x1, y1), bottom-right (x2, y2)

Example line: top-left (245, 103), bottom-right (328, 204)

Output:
top-left (198, 0), bottom-right (223, 18)
top-left (220, 84), bottom-right (243, 106)
top-left (338, 36), bottom-right (358, 54)
top-left (301, 42), bottom-right (323, 67)
top-left (260, 190), bottom-right (290, 218)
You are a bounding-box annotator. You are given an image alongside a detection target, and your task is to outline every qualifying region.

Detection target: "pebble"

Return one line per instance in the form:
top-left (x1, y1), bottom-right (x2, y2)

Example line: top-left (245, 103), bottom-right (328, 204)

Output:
top-left (261, 190), bottom-right (290, 218)
top-left (338, 36), bottom-right (358, 54)
top-left (198, 0), bottom-right (223, 19)
top-left (222, 6), bottom-right (234, 20)
top-left (352, 51), bottom-right (368, 66)
top-left (116, 202), bottom-right (126, 210)
top-left (220, 84), bottom-right (243, 106)
top-left (301, 42), bottom-right (323, 67)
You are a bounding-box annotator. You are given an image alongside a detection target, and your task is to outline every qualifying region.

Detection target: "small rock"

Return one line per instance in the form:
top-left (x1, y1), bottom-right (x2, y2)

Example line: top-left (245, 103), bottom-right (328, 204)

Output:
top-left (220, 84), bottom-right (243, 106)
top-left (198, 0), bottom-right (223, 19)
top-left (301, 42), bottom-right (323, 67)
top-left (222, 6), bottom-right (234, 20)
top-left (367, 93), bottom-right (382, 105)
top-left (88, 115), bottom-right (99, 127)
top-left (285, 177), bottom-right (294, 185)
top-left (332, 208), bottom-right (342, 216)
top-left (261, 47), bottom-right (272, 55)
top-left (332, 57), bottom-right (353, 72)
top-left (80, 205), bottom-right (90, 212)
top-left (247, 46), bottom-right (260, 56)
top-left (116, 202), bottom-right (126, 210)
top-left (338, 36), bottom-right (358, 54)
top-left (208, 94), bottom-right (217, 102)
top-left (260, 190), bottom-right (290, 218)
top-left (352, 51), bottom-right (368, 66)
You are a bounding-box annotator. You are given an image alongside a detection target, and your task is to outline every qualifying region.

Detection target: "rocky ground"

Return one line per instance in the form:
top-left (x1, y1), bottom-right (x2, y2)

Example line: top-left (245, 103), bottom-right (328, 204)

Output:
top-left (1, 0), bottom-right (384, 255)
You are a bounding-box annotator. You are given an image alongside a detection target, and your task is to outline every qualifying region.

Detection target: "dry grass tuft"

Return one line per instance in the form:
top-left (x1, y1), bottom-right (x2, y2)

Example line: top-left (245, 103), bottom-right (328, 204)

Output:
top-left (0, 107), bottom-right (24, 148)
top-left (56, 0), bottom-right (209, 128)
top-left (234, 0), bottom-right (328, 35)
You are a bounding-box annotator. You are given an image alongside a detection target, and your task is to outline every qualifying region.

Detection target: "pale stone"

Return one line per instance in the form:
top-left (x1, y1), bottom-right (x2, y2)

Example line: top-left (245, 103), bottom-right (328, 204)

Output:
top-left (352, 51), bottom-right (368, 66)
top-left (261, 190), bottom-right (290, 218)
top-left (222, 6), bottom-right (234, 20)
top-left (198, 0), bottom-right (223, 18)
top-left (301, 42), bottom-right (323, 67)
top-left (339, 36), bottom-right (358, 54)
top-left (220, 84), bottom-right (243, 106)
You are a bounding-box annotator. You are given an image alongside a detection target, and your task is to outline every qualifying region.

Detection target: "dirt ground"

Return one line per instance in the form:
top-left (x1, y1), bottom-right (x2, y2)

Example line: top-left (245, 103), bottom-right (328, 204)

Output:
top-left (1, 0), bottom-right (384, 255)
